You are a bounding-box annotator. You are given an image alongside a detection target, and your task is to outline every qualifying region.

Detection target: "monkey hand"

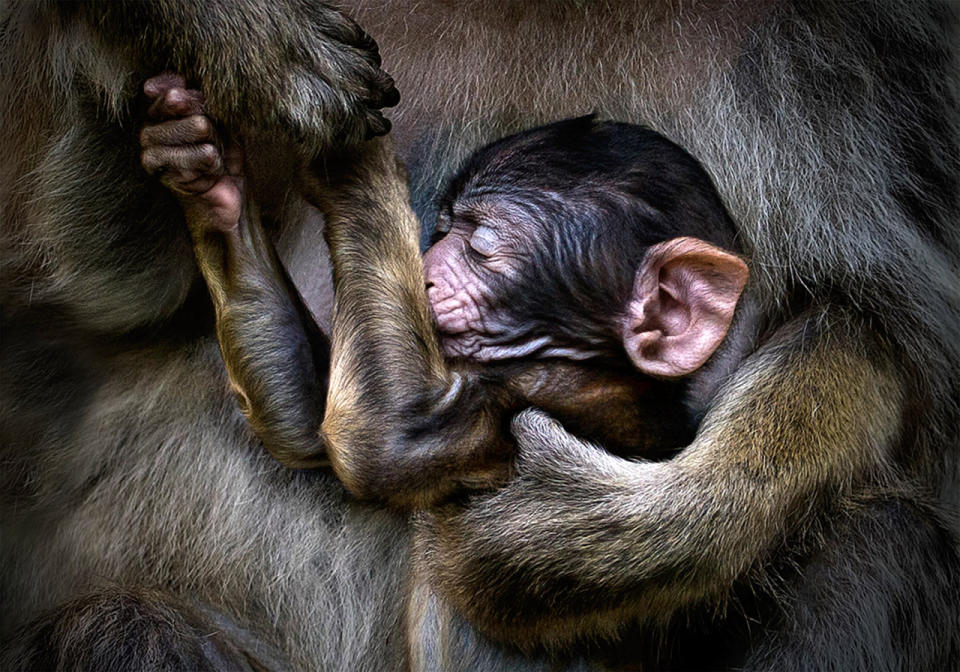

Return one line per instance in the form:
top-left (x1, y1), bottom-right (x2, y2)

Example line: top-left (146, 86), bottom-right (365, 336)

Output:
top-left (273, 5), bottom-right (400, 144)
top-left (509, 408), bottom-right (619, 492)
top-left (187, 3), bottom-right (399, 151)
top-left (141, 75), bottom-right (245, 236)
top-left (427, 408), bottom-right (626, 560)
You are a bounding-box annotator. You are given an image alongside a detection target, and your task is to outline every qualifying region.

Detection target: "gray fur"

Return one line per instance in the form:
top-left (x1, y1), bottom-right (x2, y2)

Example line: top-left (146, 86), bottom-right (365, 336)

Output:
top-left (2, 0), bottom-right (958, 670)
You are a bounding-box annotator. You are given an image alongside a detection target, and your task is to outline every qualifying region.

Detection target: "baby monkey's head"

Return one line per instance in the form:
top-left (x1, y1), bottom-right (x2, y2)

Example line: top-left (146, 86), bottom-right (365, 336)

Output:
top-left (425, 116), bottom-right (748, 380)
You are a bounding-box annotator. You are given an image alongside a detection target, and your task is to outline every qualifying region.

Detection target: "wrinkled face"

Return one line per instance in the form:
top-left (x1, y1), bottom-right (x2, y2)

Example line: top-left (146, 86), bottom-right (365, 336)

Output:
top-left (423, 198), bottom-right (537, 361)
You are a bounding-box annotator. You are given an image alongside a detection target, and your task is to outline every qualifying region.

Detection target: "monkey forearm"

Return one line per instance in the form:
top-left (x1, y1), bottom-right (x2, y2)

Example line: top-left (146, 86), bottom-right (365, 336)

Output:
top-left (317, 144), bottom-right (510, 505)
top-left (190, 199), bottom-right (329, 468)
top-left (419, 313), bottom-right (905, 643)
top-left (323, 172), bottom-right (450, 407)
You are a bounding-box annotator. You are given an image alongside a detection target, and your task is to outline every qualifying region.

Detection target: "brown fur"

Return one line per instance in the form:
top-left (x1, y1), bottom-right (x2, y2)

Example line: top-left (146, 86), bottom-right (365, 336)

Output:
top-left (307, 139), bottom-right (691, 507)
top-left (349, 0), bottom-right (960, 664)
top-left (2, 0), bottom-right (958, 670)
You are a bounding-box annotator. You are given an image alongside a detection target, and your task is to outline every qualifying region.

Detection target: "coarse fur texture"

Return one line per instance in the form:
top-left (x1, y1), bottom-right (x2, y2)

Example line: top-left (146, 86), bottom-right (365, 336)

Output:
top-left (2, 1), bottom-right (959, 671)
top-left (381, 1), bottom-right (960, 663)
top-left (299, 120), bottom-right (749, 507)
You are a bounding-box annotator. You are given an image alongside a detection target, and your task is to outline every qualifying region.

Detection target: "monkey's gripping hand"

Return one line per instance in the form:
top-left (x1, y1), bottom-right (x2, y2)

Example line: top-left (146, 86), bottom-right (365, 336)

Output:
top-left (79, 1), bottom-right (398, 150)
top-left (140, 75), bottom-right (245, 235)
top-left (141, 76), bottom-right (330, 468)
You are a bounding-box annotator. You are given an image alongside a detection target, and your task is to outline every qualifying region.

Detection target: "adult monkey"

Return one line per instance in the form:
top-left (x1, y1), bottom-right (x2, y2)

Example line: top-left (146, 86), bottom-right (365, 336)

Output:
top-left (2, 0), bottom-right (959, 670)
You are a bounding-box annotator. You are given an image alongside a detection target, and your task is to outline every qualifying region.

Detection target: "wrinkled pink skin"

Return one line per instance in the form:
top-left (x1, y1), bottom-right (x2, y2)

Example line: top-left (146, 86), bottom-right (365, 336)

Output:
top-left (422, 212), bottom-right (537, 361)
top-left (424, 235), bottom-right (489, 337)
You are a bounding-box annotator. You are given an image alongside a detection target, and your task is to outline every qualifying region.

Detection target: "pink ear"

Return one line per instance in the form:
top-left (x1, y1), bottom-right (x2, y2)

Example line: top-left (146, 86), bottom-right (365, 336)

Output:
top-left (622, 237), bottom-right (748, 378)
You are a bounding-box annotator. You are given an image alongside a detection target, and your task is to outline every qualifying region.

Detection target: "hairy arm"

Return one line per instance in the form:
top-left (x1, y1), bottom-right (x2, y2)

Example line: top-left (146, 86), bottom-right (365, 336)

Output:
top-left (305, 142), bottom-right (516, 507)
top-left (413, 313), bottom-right (904, 647)
top-left (194, 198), bottom-right (330, 468)
top-left (140, 77), bottom-right (328, 467)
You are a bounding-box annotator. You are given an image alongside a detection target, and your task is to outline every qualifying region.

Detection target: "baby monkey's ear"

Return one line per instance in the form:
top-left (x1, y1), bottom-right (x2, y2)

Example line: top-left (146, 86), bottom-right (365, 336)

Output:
top-left (621, 237), bottom-right (748, 378)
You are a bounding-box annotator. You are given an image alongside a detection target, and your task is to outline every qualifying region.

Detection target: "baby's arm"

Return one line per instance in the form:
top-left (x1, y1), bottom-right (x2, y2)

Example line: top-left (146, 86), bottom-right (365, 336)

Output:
top-left (142, 75), bottom-right (512, 500)
top-left (141, 74), bottom-right (328, 468)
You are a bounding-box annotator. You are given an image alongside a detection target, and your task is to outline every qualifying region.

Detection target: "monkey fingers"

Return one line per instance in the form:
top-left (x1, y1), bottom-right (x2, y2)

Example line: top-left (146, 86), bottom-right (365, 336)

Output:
top-left (140, 83), bottom-right (245, 232)
top-left (141, 143), bottom-right (224, 195)
top-left (141, 80), bottom-right (227, 196)
top-left (315, 14), bottom-right (400, 136)
top-left (144, 74), bottom-right (205, 119)
top-left (140, 115), bottom-right (217, 149)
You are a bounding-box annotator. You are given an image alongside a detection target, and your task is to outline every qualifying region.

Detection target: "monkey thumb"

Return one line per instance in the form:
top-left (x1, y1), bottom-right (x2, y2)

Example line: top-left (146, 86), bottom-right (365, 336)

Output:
top-left (510, 408), bottom-right (563, 443)
top-left (510, 408), bottom-right (596, 467)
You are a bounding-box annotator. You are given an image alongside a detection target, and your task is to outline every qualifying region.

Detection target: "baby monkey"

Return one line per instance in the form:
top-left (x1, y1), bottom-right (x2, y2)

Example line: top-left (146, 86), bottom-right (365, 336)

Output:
top-left (140, 77), bottom-right (747, 507)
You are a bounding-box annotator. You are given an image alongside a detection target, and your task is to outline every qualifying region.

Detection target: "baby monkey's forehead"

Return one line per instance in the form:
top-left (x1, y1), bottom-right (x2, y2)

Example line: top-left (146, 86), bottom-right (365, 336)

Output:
top-left (446, 194), bottom-right (574, 253)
